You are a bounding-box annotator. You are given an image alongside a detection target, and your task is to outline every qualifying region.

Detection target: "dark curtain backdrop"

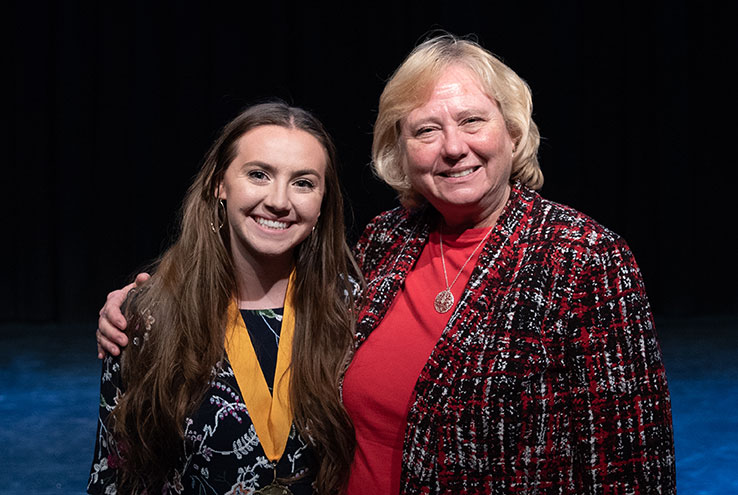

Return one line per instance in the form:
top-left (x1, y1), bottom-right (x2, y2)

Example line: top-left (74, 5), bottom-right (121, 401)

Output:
top-left (5, 1), bottom-right (736, 323)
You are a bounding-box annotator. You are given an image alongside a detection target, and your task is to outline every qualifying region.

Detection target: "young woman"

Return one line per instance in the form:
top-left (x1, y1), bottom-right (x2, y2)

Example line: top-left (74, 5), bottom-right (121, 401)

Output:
top-left (88, 102), bottom-right (358, 495)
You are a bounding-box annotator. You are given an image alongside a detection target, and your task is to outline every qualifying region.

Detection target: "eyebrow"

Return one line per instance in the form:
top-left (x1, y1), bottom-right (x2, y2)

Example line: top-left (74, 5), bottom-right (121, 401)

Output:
top-left (242, 161), bottom-right (322, 177)
top-left (454, 108), bottom-right (486, 119)
top-left (406, 106), bottom-right (489, 125)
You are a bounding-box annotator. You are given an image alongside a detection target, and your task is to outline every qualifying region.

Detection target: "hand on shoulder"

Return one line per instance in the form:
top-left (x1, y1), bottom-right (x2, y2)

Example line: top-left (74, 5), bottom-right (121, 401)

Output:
top-left (96, 273), bottom-right (150, 359)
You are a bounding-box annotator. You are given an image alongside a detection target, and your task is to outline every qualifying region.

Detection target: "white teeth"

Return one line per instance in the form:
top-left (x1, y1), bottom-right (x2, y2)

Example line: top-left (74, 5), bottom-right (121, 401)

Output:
top-left (255, 217), bottom-right (289, 230)
top-left (445, 167), bottom-right (476, 178)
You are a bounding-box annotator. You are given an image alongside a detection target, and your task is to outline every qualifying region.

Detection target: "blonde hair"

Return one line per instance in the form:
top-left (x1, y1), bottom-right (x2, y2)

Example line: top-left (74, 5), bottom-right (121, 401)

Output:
top-left (372, 34), bottom-right (543, 207)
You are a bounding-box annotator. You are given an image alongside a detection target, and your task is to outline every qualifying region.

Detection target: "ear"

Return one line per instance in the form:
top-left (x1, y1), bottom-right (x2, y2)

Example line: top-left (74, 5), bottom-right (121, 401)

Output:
top-left (217, 180), bottom-right (226, 200)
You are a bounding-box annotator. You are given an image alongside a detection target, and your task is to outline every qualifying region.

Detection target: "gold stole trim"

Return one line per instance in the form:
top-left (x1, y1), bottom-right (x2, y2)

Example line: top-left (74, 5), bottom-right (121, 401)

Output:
top-left (224, 272), bottom-right (295, 462)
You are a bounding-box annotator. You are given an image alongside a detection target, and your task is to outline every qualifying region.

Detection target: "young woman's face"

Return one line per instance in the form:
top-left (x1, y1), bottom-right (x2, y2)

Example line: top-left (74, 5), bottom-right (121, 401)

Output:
top-left (218, 125), bottom-right (326, 267)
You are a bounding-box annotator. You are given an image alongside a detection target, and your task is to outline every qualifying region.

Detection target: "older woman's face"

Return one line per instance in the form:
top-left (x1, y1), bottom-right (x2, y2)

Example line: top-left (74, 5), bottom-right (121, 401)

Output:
top-left (400, 65), bottom-right (514, 229)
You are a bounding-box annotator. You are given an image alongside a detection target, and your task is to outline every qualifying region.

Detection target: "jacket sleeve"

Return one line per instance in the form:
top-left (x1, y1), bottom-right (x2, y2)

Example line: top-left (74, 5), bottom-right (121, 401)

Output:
top-left (87, 354), bottom-right (124, 494)
top-left (566, 237), bottom-right (676, 494)
top-left (352, 213), bottom-right (382, 275)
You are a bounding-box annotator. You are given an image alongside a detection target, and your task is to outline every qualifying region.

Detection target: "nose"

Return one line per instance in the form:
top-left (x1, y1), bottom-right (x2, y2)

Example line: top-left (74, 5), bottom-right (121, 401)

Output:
top-left (264, 183), bottom-right (290, 213)
top-left (441, 127), bottom-right (469, 162)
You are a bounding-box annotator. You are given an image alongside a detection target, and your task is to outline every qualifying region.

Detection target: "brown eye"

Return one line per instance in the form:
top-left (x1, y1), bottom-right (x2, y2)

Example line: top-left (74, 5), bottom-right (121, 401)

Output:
top-left (248, 170), bottom-right (269, 181)
top-left (293, 179), bottom-right (315, 189)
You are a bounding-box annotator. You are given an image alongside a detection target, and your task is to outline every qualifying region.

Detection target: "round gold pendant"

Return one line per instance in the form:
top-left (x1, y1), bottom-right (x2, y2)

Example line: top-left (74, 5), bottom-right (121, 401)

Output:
top-left (434, 289), bottom-right (454, 313)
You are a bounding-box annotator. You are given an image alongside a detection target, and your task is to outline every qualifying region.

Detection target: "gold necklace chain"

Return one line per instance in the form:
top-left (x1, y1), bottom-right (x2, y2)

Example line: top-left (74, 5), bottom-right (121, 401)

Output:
top-left (434, 224), bottom-right (495, 313)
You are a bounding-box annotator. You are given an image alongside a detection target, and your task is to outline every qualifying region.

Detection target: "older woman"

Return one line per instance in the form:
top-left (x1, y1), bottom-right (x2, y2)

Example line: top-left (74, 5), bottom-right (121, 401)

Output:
top-left (342, 35), bottom-right (675, 494)
top-left (97, 36), bottom-right (675, 494)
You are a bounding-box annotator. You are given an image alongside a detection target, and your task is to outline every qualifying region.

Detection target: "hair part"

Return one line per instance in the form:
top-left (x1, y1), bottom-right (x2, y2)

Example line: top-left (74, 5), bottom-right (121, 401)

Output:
top-left (111, 101), bottom-right (357, 494)
top-left (372, 33), bottom-right (543, 208)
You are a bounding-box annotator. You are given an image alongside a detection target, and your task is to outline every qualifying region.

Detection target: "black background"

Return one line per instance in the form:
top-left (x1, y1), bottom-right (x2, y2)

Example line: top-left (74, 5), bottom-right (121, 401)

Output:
top-left (6, 1), bottom-right (737, 323)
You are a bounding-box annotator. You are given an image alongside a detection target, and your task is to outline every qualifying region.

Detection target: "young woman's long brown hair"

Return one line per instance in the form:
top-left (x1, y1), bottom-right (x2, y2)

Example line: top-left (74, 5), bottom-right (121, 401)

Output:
top-left (110, 102), bottom-right (358, 494)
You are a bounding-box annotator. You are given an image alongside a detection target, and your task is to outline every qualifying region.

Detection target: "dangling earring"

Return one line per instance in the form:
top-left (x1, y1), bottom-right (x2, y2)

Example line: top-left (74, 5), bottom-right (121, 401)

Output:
top-left (210, 199), bottom-right (226, 233)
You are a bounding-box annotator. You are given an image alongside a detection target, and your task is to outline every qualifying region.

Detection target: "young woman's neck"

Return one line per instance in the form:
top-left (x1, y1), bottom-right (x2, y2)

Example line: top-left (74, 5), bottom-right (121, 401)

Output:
top-left (231, 251), bottom-right (294, 310)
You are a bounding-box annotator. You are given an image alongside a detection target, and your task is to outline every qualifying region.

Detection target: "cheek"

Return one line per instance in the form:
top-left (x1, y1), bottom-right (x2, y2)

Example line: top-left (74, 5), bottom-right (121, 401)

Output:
top-left (224, 185), bottom-right (248, 205)
top-left (480, 127), bottom-right (513, 153)
top-left (296, 195), bottom-right (324, 221)
top-left (403, 143), bottom-right (437, 176)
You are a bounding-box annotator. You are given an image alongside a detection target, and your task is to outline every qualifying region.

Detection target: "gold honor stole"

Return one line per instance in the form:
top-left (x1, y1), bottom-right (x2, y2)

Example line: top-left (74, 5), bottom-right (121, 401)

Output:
top-left (224, 272), bottom-right (295, 463)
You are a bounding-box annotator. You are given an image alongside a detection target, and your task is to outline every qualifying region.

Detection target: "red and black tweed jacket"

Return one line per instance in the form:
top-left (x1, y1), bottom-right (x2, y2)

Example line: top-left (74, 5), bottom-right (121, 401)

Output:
top-left (352, 183), bottom-right (675, 494)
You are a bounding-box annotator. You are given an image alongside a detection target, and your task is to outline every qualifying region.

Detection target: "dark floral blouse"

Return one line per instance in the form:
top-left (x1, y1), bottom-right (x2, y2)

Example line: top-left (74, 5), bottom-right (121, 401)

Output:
top-left (88, 308), bottom-right (316, 495)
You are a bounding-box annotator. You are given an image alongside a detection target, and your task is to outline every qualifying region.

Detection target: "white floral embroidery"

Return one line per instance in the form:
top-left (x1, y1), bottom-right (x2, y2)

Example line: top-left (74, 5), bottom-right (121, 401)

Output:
top-left (88, 309), bottom-right (315, 494)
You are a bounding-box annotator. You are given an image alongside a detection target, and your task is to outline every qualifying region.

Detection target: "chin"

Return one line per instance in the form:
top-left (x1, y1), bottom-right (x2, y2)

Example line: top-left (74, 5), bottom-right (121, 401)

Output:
top-left (435, 193), bottom-right (489, 210)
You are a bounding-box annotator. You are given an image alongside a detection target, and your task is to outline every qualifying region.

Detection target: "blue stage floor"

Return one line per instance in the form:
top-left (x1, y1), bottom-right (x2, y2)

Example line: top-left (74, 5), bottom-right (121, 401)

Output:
top-left (1, 317), bottom-right (736, 494)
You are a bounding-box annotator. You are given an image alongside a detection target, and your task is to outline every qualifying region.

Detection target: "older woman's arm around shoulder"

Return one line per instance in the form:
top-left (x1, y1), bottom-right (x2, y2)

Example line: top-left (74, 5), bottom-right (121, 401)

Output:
top-left (566, 236), bottom-right (675, 494)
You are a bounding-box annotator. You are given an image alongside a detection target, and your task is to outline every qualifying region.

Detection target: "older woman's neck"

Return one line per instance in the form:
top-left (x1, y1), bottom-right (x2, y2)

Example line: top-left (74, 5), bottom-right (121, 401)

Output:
top-left (438, 184), bottom-right (510, 234)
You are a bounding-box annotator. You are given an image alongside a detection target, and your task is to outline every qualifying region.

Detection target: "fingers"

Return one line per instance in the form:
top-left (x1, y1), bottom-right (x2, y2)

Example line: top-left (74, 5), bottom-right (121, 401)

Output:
top-left (97, 283), bottom-right (134, 353)
top-left (95, 274), bottom-right (150, 359)
top-left (101, 284), bottom-right (135, 329)
top-left (134, 272), bottom-right (151, 287)
top-left (98, 308), bottom-right (129, 347)
top-left (96, 328), bottom-right (122, 357)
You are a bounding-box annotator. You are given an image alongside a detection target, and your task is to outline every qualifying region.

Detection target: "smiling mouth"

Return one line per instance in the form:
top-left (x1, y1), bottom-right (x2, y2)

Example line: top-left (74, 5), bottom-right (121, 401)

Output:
top-left (254, 217), bottom-right (290, 230)
top-left (441, 166), bottom-right (480, 178)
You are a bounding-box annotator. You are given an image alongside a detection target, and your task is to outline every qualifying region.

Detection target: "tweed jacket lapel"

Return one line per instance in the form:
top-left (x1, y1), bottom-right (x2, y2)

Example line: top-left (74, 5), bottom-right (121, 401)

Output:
top-left (353, 206), bottom-right (433, 347)
top-left (353, 184), bottom-right (532, 350)
top-left (404, 184), bottom-right (533, 410)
